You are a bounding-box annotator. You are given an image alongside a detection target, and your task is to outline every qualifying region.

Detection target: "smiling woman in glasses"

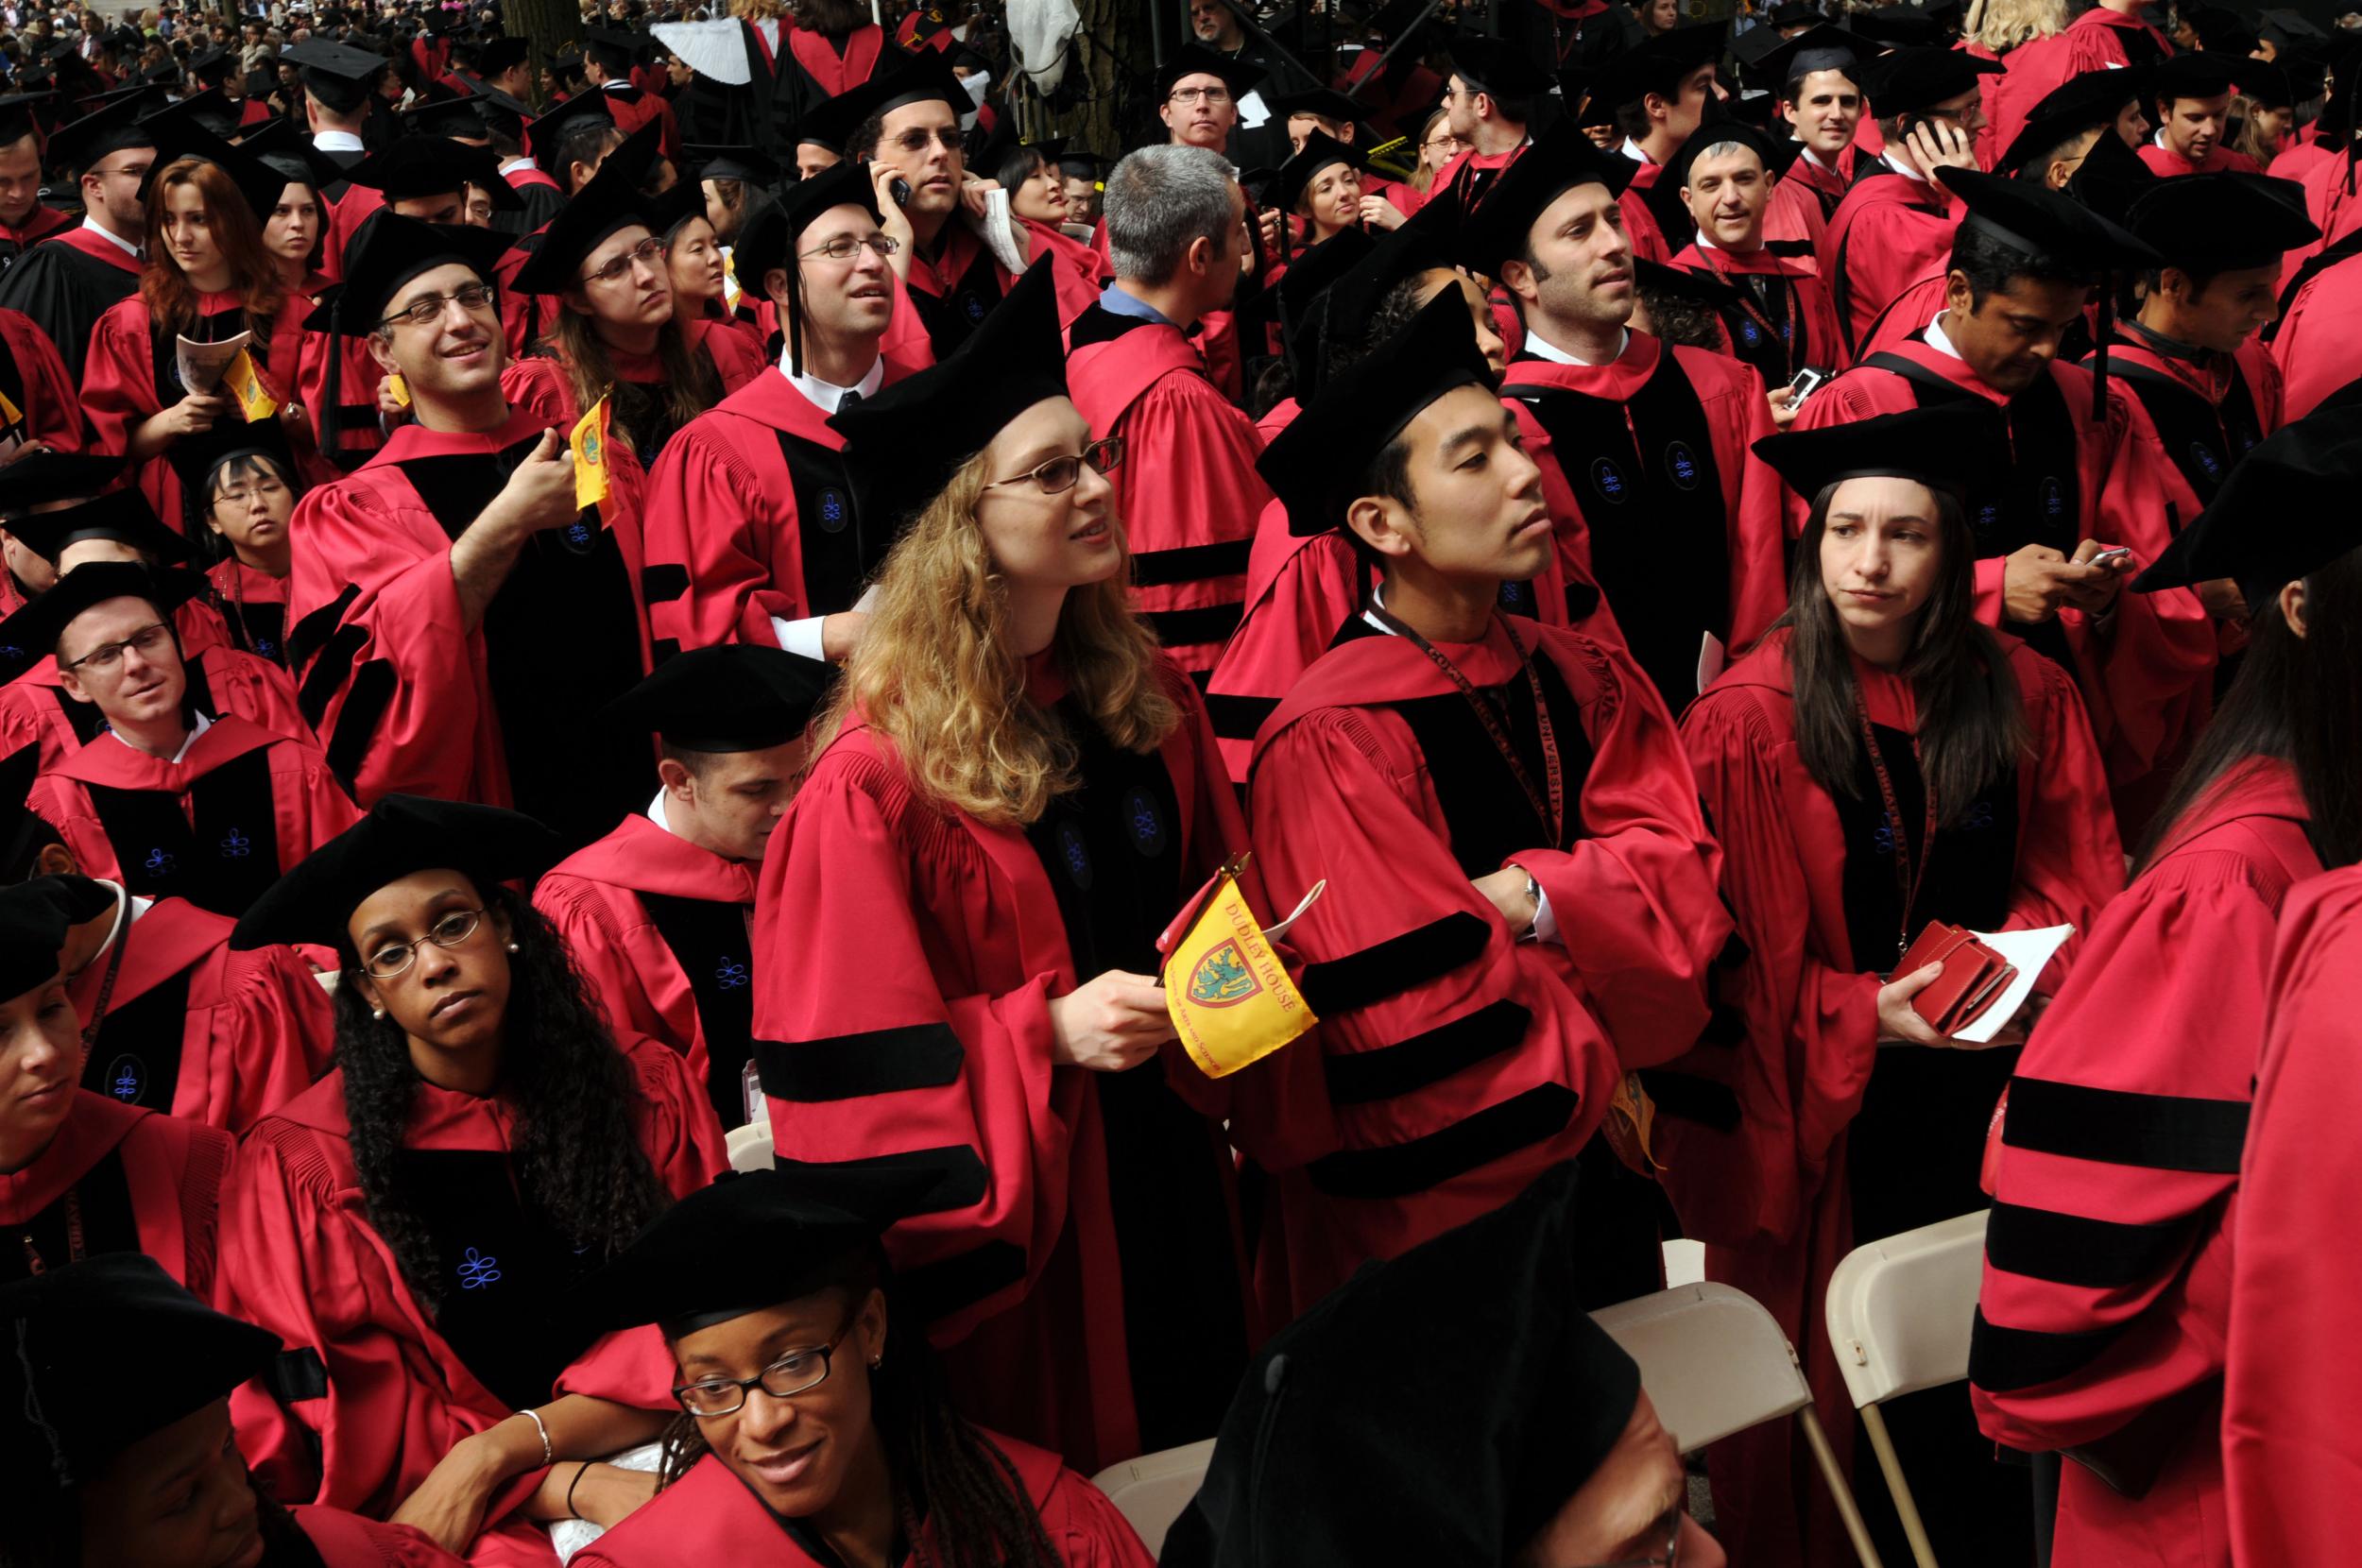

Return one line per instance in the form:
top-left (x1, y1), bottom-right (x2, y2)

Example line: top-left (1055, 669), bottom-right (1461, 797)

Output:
top-left (748, 261), bottom-right (1255, 1475)
top-left (213, 795), bottom-right (729, 1563)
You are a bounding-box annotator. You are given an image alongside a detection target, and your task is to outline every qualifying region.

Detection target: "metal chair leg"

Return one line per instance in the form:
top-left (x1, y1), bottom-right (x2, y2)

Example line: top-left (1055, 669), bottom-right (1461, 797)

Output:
top-left (1796, 1405), bottom-right (1886, 1568)
top-left (1860, 1402), bottom-right (1940, 1568)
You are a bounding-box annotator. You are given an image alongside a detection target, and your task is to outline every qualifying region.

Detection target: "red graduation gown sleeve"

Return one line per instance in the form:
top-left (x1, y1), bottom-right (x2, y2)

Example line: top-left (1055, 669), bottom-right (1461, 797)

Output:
top-left (2062, 6), bottom-right (2173, 72)
top-left (497, 355), bottom-right (579, 430)
top-left (2224, 863), bottom-right (2362, 1566)
top-left (0, 1089), bottom-right (231, 1293)
top-left (1823, 172), bottom-right (1959, 351)
top-left (1981, 32), bottom-right (2078, 177)
top-left (2270, 245), bottom-right (2362, 423)
top-left (1972, 759), bottom-right (2316, 1568)
top-left (290, 1506), bottom-right (471, 1568)
top-left (0, 304), bottom-right (81, 450)
top-left (689, 314), bottom-right (767, 395)
top-left (1849, 267), bottom-right (1948, 365)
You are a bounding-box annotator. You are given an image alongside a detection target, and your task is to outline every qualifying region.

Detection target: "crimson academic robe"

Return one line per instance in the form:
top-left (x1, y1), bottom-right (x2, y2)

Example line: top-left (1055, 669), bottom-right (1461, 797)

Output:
top-left (1971, 758), bottom-right (2315, 1568)
top-left (1796, 338), bottom-right (2214, 817)
top-left (534, 812), bottom-right (762, 1130)
top-left (0, 201), bottom-right (76, 268)
top-left (497, 162), bottom-right (566, 239)
top-left (209, 557), bottom-right (294, 667)
top-left (1617, 162), bottom-right (1676, 265)
top-left (1980, 34), bottom-right (2078, 175)
top-left (1661, 631), bottom-right (2122, 1568)
top-left (903, 223), bottom-right (1018, 360)
top-left (1067, 307), bottom-right (1271, 681)
top-left (573, 1435), bottom-right (1155, 1568)
top-left (82, 288), bottom-right (317, 534)
top-left (637, 353), bottom-right (926, 656)
top-left (0, 639), bottom-right (312, 776)
top-left (602, 84), bottom-right (681, 164)
top-left (283, 404), bottom-right (655, 846)
top-left (0, 1089), bottom-right (231, 1293)
top-left (767, 21), bottom-right (886, 138)
top-left (0, 223), bottom-right (144, 381)
top-left (1852, 265), bottom-right (1948, 364)
top-left (0, 303), bottom-right (81, 451)
top-left (2137, 141), bottom-right (2264, 179)
top-left (2109, 330), bottom-right (2282, 528)
top-left (2061, 4), bottom-right (2174, 71)
top-left (2268, 238), bottom-right (2362, 422)
top-left (1238, 614), bottom-right (1723, 1321)
top-left (751, 662), bottom-right (1255, 1473)
top-left (2222, 863), bottom-right (2362, 1563)
top-left (66, 890), bottom-right (334, 1133)
top-left (497, 317), bottom-right (768, 461)
top-left (2267, 131), bottom-right (2336, 184)
top-left (1782, 142), bottom-right (1873, 227)
top-left (1669, 242), bottom-right (1845, 384)
top-left (287, 1506), bottom-right (470, 1567)
top-left (218, 1049), bottom-right (726, 1568)
top-left (1431, 142), bottom-right (1529, 213)
top-left (1824, 166), bottom-right (1957, 353)
top-left (27, 715), bottom-right (359, 917)
top-left (1500, 332), bottom-right (1789, 709)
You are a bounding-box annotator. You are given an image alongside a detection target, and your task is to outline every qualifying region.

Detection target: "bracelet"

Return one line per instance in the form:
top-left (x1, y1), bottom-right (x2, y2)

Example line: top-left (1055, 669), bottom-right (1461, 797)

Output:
top-left (518, 1406), bottom-right (553, 1469)
top-left (566, 1460), bottom-right (593, 1521)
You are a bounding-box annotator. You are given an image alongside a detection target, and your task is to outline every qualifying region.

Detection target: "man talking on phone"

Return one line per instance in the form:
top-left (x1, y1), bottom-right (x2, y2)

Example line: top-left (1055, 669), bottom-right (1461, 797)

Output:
top-left (1822, 46), bottom-right (2002, 351)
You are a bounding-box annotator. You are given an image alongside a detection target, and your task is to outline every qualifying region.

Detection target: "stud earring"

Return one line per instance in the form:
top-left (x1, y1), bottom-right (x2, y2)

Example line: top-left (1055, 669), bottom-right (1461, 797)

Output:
top-left (869, 1355), bottom-right (883, 1371)
top-left (505, 941), bottom-right (520, 952)
top-left (371, 1008), bottom-right (385, 1020)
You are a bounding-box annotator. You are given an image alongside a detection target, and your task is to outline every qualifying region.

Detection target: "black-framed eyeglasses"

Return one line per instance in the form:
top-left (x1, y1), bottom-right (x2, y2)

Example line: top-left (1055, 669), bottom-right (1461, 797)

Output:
top-left (1168, 86), bottom-right (1232, 106)
top-left (982, 435), bottom-right (1123, 495)
top-left (889, 126), bottom-right (964, 154)
top-left (362, 906), bottom-right (488, 980)
top-left (379, 281), bottom-right (497, 332)
top-left (61, 622), bottom-right (173, 673)
top-left (583, 235), bottom-right (667, 285)
top-left (672, 1317), bottom-right (858, 1417)
top-left (799, 232), bottom-right (901, 263)
top-left (1572, 1503), bottom-right (1684, 1568)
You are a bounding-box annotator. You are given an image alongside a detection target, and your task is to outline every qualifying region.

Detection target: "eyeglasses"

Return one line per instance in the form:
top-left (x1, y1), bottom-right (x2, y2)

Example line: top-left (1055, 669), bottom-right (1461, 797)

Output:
top-left (799, 232), bottom-right (901, 263)
top-left (983, 435), bottom-right (1123, 495)
top-left (1426, 132), bottom-right (1469, 152)
top-left (583, 235), bottom-right (668, 285)
top-left (889, 126), bottom-right (964, 154)
top-left (672, 1317), bottom-right (858, 1417)
top-left (61, 621), bottom-right (172, 673)
top-left (1572, 1503), bottom-right (1685, 1568)
top-left (1168, 86), bottom-right (1232, 106)
top-left (210, 475), bottom-right (287, 510)
top-left (379, 281), bottom-right (496, 332)
top-left (361, 906), bottom-right (488, 980)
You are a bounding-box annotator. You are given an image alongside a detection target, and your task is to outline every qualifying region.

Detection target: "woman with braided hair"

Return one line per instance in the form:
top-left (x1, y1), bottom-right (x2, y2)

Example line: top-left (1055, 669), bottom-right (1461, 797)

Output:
top-left (571, 1166), bottom-right (1155, 1568)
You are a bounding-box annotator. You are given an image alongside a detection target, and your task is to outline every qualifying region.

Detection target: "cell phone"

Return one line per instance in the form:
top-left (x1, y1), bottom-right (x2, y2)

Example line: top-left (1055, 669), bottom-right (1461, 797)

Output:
top-left (2087, 545), bottom-right (2133, 566)
top-left (1787, 366), bottom-right (1829, 403)
top-left (890, 177), bottom-right (912, 209)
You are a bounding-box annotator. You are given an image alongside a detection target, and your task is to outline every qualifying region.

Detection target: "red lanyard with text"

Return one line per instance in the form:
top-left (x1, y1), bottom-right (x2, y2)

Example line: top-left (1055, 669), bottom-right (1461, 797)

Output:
top-left (1375, 606), bottom-right (1566, 847)
top-left (1855, 687), bottom-right (1939, 960)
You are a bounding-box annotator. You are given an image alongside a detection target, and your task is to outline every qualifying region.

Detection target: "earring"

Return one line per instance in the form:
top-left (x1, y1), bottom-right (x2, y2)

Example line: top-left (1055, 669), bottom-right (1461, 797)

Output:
top-left (505, 941), bottom-right (520, 952)
top-left (869, 1355), bottom-right (883, 1371)
top-left (371, 1008), bottom-right (385, 1020)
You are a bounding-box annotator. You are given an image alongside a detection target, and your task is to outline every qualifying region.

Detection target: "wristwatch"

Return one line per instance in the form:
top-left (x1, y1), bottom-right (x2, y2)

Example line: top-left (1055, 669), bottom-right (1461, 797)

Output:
top-left (1520, 872), bottom-right (1542, 943)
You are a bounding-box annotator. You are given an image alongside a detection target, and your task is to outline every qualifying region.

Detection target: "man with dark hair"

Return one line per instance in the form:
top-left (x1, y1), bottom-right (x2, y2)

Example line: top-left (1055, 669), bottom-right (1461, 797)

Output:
top-left (758, 0), bottom-right (885, 154)
top-left (1067, 145), bottom-right (1270, 685)
top-left (1434, 36), bottom-right (1549, 208)
top-left (0, 92), bottom-right (154, 381)
top-left (1996, 67), bottom-right (2152, 191)
top-left (281, 36), bottom-right (379, 171)
top-left (1234, 288), bottom-right (1725, 1321)
top-left (2114, 173), bottom-right (2317, 528)
top-left (0, 95), bottom-right (73, 268)
top-left (584, 26), bottom-right (680, 165)
top-left (2141, 51), bottom-right (2263, 177)
top-left (1666, 125), bottom-right (1843, 399)
top-left (1797, 168), bottom-right (2213, 819)
top-left (1765, 26), bottom-right (1872, 221)
top-left (1589, 21), bottom-right (1728, 264)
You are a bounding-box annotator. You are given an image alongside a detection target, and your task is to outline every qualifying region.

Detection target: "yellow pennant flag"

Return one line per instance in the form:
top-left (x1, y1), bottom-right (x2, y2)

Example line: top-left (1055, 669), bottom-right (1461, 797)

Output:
top-left (386, 371), bottom-right (412, 409)
top-left (570, 394), bottom-right (612, 509)
top-left (1157, 857), bottom-right (1319, 1079)
top-left (0, 384), bottom-right (22, 430)
top-left (721, 248), bottom-right (741, 309)
top-left (219, 349), bottom-right (281, 423)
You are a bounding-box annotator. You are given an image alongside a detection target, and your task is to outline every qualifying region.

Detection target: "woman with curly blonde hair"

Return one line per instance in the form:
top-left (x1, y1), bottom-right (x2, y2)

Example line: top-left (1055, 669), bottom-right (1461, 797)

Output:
top-left (1962, 0), bottom-right (2072, 165)
top-left (748, 261), bottom-right (1257, 1476)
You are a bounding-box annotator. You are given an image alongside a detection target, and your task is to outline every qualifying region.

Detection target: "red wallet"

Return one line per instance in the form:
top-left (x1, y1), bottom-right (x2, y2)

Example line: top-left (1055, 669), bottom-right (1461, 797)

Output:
top-left (1896, 922), bottom-right (2018, 1036)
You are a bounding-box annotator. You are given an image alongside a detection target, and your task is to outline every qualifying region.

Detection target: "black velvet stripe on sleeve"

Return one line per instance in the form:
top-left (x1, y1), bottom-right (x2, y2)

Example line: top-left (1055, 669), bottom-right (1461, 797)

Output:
top-left (296, 624), bottom-right (367, 727)
top-left (772, 1145), bottom-right (990, 1216)
top-left (1298, 911), bottom-right (1492, 1016)
top-left (323, 660), bottom-right (397, 791)
top-left (1968, 1305), bottom-right (2126, 1394)
top-left (640, 562), bottom-right (692, 604)
top-left (753, 1022), bottom-right (965, 1102)
top-left (1308, 1082), bottom-right (1577, 1200)
top-left (1143, 603), bottom-right (1247, 648)
top-left (1202, 691), bottom-right (1282, 741)
top-left (1636, 1068), bottom-right (1742, 1133)
top-left (1130, 538), bottom-right (1254, 589)
top-left (1322, 998), bottom-right (1532, 1106)
top-left (264, 1347), bottom-right (330, 1403)
top-left (1983, 1201), bottom-right (2194, 1291)
top-left (286, 583), bottom-right (359, 670)
top-left (2001, 1078), bottom-right (2251, 1174)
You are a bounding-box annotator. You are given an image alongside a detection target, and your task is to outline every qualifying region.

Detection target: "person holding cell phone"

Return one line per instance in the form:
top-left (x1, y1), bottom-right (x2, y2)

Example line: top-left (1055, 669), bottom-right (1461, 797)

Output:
top-left (1662, 405), bottom-right (2122, 1568)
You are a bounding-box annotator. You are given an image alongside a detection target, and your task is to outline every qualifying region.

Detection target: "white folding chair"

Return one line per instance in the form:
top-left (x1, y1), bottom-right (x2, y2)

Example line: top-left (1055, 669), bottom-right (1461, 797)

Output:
top-left (724, 1118), bottom-right (776, 1173)
top-left (1823, 1210), bottom-right (1992, 1568)
top-left (1089, 1438), bottom-right (1218, 1556)
top-left (1595, 1281), bottom-right (1884, 1567)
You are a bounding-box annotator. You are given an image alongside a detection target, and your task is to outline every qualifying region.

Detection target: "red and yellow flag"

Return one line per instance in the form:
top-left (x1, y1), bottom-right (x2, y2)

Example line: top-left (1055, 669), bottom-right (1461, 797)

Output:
top-left (220, 349), bottom-right (281, 423)
top-left (570, 394), bottom-right (612, 509)
top-left (1157, 857), bottom-right (1318, 1079)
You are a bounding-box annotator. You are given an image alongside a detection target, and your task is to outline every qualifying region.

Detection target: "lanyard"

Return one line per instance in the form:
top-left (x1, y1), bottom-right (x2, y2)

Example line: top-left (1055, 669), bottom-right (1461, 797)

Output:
top-left (19, 1188), bottom-right (86, 1276)
top-left (1720, 267), bottom-right (1793, 352)
top-left (77, 904), bottom-right (132, 1052)
top-left (1375, 606), bottom-right (1566, 848)
top-left (1854, 687), bottom-right (1938, 960)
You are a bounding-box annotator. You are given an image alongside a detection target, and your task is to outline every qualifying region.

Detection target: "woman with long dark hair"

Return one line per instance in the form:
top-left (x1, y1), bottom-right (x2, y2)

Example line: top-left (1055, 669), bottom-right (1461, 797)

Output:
top-left (504, 150), bottom-right (765, 463)
top-left (217, 797), bottom-right (728, 1564)
top-left (81, 147), bottom-right (318, 540)
top-left (166, 416), bottom-right (304, 667)
top-left (749, 263), bottom-right (1254, 1476)
top-left (1974, 411), bottom-right (2362, 1568)
top-left (1657, 407), bottom-right (2123, 1568)
top-left (651, 179), bottom-right (765, 366)
top-left (569, 1167), bottom-right (1155, 1567)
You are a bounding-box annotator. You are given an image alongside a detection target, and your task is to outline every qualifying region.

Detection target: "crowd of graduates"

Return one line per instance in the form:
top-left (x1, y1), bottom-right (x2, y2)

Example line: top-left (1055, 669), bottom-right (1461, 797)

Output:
top-left (4, 0), bottom-right (2362, 1562)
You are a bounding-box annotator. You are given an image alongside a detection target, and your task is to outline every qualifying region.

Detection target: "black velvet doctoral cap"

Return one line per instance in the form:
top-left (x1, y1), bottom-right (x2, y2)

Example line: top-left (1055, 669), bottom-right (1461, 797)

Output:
top-left (1591, 20), bottom-right (1729, 111)
top-left (405, 89), bottom-right (494, 142)
top-left (43, 89), bottom-right (161, 177)
top-left (1937, 164), bottom-right (2162, 271)
top-left (3, 490), bottom-right (190, 569)
top-left (1841, 2), bottom-right (1945, 47)
top-left (1456, 122), bottom-right (1632, 276)
top-left (510, 147), bottom-right (659, 295)
top-left (589, 1166), bottom-right (938, 1337)
top-left (1273, 225), bottom-right (1376, 394)
top-left (1153, 43), bottom-right (1264, 102)
top-left (2125, 171), bottom-right (2319, 273)
top-left (0, 452), bottom-right (125, 516)
top-left (2134, 401), bottom-right (2362, 608)
top-left (1266, 86), bottom-right (1369, 126)
top-left (231, 794), bottom-right (566, 950)
top-left (2062, 125), bottom-right (2157, 225)
top-left (282, 39), bottom-right (386, 115)
top-left (242, 113), bottom-right (349, 191)
top-left (684, 142), bottom-right (780, 186)
top-left (2, 1253), bottom-right (282, 1490)
top-left (0, 877), bottom-right (113, 1001)
top-left (473, 35), bottom-right (531, 80)
top-left (1997, 65), bottom-right (2147, 174)
top-left (1274, 128), bottom-right (1365, 213)
top-left (608, 645), bottom-right (837, 752)
top-left (1445, 33), bottom-right (1555, 100)
top-left (339, 132), bottom-right (468, 200)
top-left (2150, 49), bottom-right (2240, 106)
top-left (1854, 44), bottom-right (2003, 118)
top-left (325, 213), bottom-right (512, 336)
top-left (1753, 402), bottom-right (2003, 500)
top-left (1754, 23), bottom-right (1866, 98)
top-left (137, 105), bottom-right (287, 221)
top-left (1258, 286), bottom-right (1493, 537)
top-left (0, 561), bottom-right (204, 659)
top-left (163, 414), bottom-right (301, 513)
top-left (1160, 1162), bottom-right (1643, 1567)
top-left (830, 259), bottom-right (1069, 533)
top-left (523, 87), bottom-right (614, 174)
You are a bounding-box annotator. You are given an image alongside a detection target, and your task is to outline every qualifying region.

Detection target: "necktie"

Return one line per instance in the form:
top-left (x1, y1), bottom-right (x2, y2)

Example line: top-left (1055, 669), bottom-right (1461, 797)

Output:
top-left (838, 389), bottom-right (863, 414)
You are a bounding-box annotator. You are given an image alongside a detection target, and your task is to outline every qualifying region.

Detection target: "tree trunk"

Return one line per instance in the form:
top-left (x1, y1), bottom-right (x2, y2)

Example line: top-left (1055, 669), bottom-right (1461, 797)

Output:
top-left (504, 0), bottom-right (586, 106)
top-left (1052, 0), bottom-right (1163, 158)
